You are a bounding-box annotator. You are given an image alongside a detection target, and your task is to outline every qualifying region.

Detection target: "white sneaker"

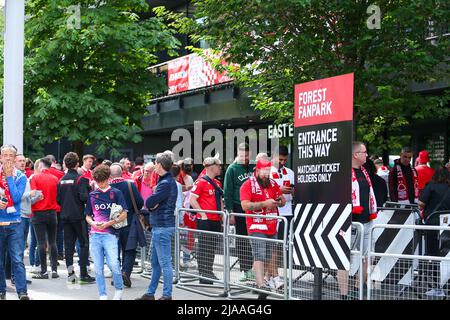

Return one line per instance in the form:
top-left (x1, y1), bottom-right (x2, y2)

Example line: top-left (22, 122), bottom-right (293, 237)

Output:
top-left (104, 270), bottom-right (112, 278)
top-left (99, 295), bottom-right (108, 300)
top-left (425, 288), bottom-right (446, 297)
top-left (181, 261), bottom-right (195, 268)
top-left (265, 277), bottom-right (276, 290)
top-left (273, 276), bottom-right (284, 290)
top-left (113, 290), bottom-right (123, 300)
top-left (31, 266), bottom-right (41, 274)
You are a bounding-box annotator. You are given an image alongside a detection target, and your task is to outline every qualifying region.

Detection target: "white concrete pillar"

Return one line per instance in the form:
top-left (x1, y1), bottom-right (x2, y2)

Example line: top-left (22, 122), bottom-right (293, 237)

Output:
top-left (3, 0), bottom-right (25, 153)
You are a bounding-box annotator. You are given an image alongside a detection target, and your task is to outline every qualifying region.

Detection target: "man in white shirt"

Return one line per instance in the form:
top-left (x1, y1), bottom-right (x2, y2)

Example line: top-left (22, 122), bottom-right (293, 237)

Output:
top-left (268, 146), bottom-right (294, 290)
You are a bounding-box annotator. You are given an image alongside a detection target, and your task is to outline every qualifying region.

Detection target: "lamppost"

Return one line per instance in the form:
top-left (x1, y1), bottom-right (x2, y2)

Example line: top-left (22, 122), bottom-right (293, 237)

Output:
top-left (3, 0), bottom-right (25, 153)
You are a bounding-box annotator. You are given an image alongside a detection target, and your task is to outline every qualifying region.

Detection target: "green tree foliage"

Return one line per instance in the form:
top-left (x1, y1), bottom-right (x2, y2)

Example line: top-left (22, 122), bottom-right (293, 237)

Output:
top-left (172, 0), bottom-right (449, 152)
top-left (22, 0), bottom-right (179, 156)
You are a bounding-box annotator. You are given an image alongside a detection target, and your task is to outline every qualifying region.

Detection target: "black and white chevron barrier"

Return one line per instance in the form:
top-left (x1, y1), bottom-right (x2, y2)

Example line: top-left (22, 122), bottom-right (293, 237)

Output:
top-left (292, 203), bottom-right (352, 270)
top-left (370, 204), bottom-right (419, 286)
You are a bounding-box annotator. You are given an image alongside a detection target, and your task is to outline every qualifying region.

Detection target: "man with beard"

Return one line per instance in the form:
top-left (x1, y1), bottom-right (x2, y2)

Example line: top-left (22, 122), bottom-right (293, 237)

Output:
top-left (269, 146), bottom-right (294, 290)
top-left (388, 147), bottom-right (419, 204)
top-left (240, 159), bottom-right (285, 299)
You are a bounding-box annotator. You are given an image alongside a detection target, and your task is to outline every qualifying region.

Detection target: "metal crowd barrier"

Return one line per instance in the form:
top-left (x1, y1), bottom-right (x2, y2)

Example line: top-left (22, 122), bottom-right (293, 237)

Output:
top-left (136, 201), bottom-right (450, 300)
top-left (138, 229), bottom-right (153, 278)
top-left (367, 224), bottom-right (450, 300)
top-left (174, 208), bottom-right (228, 298)
top-left (288, 221), bottom-right (364, 300)
top-left (226, 213), bottom-right (289, 300)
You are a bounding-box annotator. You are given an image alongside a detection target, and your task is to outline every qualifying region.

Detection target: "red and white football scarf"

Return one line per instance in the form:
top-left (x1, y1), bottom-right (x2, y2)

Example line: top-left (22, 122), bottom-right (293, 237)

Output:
top-left (395, 164), bottom-right (419, 204)
top-left (272, 167), bottom-right (287, 179)
top-left (351, 167), bottom-right (378, 220)
top-left (110, 177), bottom-right (125, 184)
top-left (247, 175), bottom-right (278, 233)
top-left (0, 168), bottom-right (16, 213)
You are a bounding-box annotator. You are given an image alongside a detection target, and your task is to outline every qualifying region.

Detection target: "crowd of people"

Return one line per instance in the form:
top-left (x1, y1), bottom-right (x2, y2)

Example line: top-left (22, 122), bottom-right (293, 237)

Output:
top-left (344, 143), bottom-right (450, 299)
top-left (0, 141), bottom-right (449, 300)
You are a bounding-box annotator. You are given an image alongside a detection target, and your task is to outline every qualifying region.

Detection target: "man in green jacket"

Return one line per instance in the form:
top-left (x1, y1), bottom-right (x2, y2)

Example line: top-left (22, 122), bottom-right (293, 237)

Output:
top-left (223, 143), bottom-right (255, 281)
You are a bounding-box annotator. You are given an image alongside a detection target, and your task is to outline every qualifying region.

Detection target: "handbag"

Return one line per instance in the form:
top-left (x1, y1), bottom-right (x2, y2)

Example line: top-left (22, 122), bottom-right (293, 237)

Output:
top-left (127, 181), bottom-right (151, 231)
top-left (109, 204), bottom-right (127, 229)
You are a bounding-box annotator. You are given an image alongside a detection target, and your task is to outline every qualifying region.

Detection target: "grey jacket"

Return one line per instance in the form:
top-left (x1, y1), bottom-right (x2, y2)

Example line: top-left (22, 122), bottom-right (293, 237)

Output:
top-left (20, 178), bottom-right (40, 218)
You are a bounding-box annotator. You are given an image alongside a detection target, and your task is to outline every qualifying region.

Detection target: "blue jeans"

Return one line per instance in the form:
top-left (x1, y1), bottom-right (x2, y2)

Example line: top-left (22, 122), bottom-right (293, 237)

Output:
top-left (89, 232), bottom-right (123, 297)
top-left (5, 217), bottom-right (30, 279)
top-left (29, 223), bottom-right (40, 267)
top-left (0, 224), bottom-right (27, 295)
top-left (146, 227), bottom-right (175, 298)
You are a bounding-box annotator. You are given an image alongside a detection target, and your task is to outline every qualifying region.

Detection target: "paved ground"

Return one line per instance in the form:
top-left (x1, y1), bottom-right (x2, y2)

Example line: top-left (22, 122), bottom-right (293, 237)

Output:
top-left (3, 257), bottom-right (217, 300)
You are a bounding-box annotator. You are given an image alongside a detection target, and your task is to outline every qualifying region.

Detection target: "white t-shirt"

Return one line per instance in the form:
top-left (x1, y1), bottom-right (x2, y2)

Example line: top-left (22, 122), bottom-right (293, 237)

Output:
top-left (270, 165), bottom-right (295, 216)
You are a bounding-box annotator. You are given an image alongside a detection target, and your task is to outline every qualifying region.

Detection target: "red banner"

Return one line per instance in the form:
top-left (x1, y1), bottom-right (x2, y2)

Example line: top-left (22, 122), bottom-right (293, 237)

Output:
top-left (167, 51), bottom-right (233, 95)
top-left (168, 56), bottom-right (189, 95)
top-left (294, 73), bottom-right (354, 127)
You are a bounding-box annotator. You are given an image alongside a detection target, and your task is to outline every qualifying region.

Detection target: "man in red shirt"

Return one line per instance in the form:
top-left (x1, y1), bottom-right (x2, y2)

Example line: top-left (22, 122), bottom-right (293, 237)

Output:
top-left (240, 159), bottom-right (285, 296)
top-left (45, 155), bottom-right (64, 259)
top-left (45, 154), bottom-right (64, 180)
top-left (81, 154), bottom-right (95, 181)
top-left (30, 157), bottom-right (60, 279)
top-left (415, 150), bottom-right (435, 195)
top-left (189, 156), bottom-right (223, 284)
top-left (120, 158), bottom-right (133, 180)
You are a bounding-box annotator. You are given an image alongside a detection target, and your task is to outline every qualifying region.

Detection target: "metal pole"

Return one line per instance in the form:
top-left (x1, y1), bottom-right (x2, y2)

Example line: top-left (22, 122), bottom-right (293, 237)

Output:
top-left (3, 0), bottom-right (25, 153)
top-left (313, 267), bottom-right (323, 300)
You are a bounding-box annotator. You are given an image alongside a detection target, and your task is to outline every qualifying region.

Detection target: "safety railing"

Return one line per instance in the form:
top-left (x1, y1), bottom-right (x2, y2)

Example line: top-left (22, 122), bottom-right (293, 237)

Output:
top-left (288, 221), bottom-right (364, 300)
top-left (135, 203), bottom-right (450, 300)
top-left (174, 208), bottom-right (228, 298)
top-left (226, 213), bottom-right (289, 300)
top-left (367, 224), bottom-right (450, 300)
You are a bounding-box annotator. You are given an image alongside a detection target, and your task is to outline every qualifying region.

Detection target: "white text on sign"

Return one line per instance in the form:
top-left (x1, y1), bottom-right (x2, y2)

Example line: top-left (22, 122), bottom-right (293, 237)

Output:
top-left (297, 88), bottom-right (332, 119)
top-left (297, 128), bottom-right (337, 159)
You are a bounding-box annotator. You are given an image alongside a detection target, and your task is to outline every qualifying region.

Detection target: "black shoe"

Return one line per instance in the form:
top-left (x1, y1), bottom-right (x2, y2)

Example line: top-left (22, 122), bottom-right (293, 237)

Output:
top-left (18, 293), bottom-right (30, 300)
top-left (51, 271), bottom-right (59, 279)
top-left (122, 273), bottom-right (131, 288)
top-left (67, 272), bottom-right (77, 284)
top-left (32, 272), bottom-right (49, 279)
top-left (57, 254), bottom-right (64, 261)
top-left (206, 273), bottom-right (219, 281)
top-left (135, 294), bottom-right (155, 300)
top-left (79, 275), bottom-right (96, 284)
top-left (26, 280), bottom-right (32, 285)
top-left (199, 278), bottom-right (214, 285)
top-left (257, 292), bottom-right (269, 300)
top-left (0, 293), bottom-right (5, 300)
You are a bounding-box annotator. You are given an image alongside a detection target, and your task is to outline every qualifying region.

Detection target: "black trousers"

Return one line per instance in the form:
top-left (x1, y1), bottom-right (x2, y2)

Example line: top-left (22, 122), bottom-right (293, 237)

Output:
top-left (233, 203), bottom-right (253, 272)
top-left (63, 219), bottom-right (89, 277)
top-left (32, 210), bottom-right (58, 273)
top-left (118, 225), bottom-right (137, 277)
top-left (196, 219), bottom-right (221, 277)
top-left (425, 229), bottom-right (440, 285)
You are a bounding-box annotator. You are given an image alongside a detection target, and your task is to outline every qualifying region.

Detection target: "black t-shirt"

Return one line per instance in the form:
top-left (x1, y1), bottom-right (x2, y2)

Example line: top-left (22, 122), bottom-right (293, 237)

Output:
top-left (419, 183), bottom-right (450, 225)
top-left (353, 169), bottom-right (370, 223)
top-left (371, 174), bottom-right (388, 207)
